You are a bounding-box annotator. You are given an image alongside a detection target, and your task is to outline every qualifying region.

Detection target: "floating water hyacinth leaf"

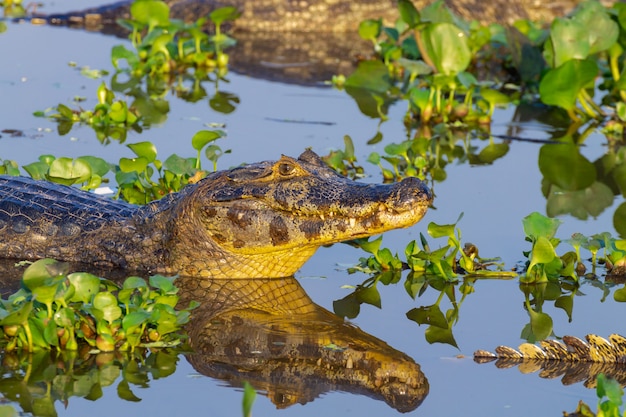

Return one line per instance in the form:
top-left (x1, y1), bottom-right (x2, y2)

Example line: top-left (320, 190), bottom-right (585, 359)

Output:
top-left (128, 142), bottom-right (158, 163)
top-left (191, 130), bottom-right (224, 151)
top-left (522, 212), bottom-right (562, 242)
top-left (538, 59), bottom-right (597, 114)
top-left (209, 6), bottom-right (241, 27)
top-left (421, 22), bottom-right (471, 75)
top-left (47, 157), bottom-right (92, 185)
top-left (93, 293), bottom-right (123, 325)
top-left (130, 0), bottom-right (170, 30)
top-left (398, 0), bottom-right (420, 28)
top-left (68, 272), bottom-right (101, 304)
top-left (119, 156), bottom-right (149, 174)
top-left (358, 19), bottom-right (382, 42)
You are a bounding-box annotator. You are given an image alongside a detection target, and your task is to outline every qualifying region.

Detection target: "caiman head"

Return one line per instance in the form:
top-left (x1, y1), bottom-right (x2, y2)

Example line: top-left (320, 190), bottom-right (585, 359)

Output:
top-left (168, 150), bottom-right (432, 278)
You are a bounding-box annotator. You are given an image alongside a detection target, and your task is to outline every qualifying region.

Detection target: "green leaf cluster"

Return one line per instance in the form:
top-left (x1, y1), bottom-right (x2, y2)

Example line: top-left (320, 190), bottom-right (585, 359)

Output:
top-left (36, 82), bottom-right (141, 142)
top-left (521, 212), bottom-right (626, 284)
top-left (348, 213), bottom-right (512, 281)
top-left (0, 347), bottom-right (180, 417)
top-left (114, 1), bottom-right (239, 77)
top-left (114, 133), bottom-right (228, 204)
top-left (0, 259), bottom-right (197, 352)
top-left (0, 131), bottom-right (228, 205)
top-left (339, 0), bottom-right (626, 128)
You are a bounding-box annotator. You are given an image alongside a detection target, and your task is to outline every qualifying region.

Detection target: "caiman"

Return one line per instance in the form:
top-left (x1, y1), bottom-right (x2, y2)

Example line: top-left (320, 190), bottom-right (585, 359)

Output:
top-left (179, 275), bottom-right (429, 412)
top-left (0, 150), bottom-right (432, 278)
top-left (474, 334), bottom-right (626, 388)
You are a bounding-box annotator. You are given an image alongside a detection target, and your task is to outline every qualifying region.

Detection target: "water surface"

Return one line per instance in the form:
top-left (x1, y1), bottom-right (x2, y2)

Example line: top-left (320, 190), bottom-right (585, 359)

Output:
top-left (0, 7), bottom-right (623, 416)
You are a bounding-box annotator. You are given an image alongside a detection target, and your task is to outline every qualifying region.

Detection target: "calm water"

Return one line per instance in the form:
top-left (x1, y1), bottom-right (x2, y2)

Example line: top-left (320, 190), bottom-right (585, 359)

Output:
top-left (0, 4), bottom-right (624, 416)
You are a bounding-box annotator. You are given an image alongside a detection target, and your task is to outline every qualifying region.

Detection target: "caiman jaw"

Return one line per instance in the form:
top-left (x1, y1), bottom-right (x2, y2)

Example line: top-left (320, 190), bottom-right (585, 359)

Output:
top-left (169, 150), bottom-right (433, 278)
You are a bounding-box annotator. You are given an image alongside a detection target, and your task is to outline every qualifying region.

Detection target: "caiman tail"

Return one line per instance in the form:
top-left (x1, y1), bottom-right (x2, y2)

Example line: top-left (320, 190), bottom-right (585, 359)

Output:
top-left (474, 334), bottom-right (626, 388)
top-left (178, 276), bottom-right (429, 412)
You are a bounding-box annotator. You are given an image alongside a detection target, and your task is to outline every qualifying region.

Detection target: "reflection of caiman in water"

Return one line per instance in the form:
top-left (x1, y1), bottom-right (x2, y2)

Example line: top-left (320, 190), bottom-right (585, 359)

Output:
top-left (0, 150), bottom-right (431, 278)
top-left (0, 271), bottom-right (428, 413)
top-left (474, 334), bottom-right (626, 388)
top-left (178, 275), bottom-right (429, 412)
top-left (20, 0), bottom-right (614, 85)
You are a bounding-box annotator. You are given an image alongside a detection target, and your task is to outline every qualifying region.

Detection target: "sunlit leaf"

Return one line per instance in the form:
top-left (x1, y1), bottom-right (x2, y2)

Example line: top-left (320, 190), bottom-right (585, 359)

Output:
top-left (422, 22), bottom-right (471, 75)
top-left (191, 130), bottom-right (224, 151)
top-left (428, 221), bottom-right (455, 239)
top-left (127, 142), bottom-right (158, 163)
top-left (93, 292), bottom-right (122, 324)
top-left (119, 156), bottom-right (149, 173)
top-left (48, 157), bottom-right (92, 185)
top-left (209, 6), bottom-right (241, 26)
top-left (539, 59), bottom-right (597, 111)
top-left (522, 212), bottom-right (562, 241)
top-left (68, 272), bottom-right (101, 304)
top-left (547, 18), bottom-right (590, 67)
top-left (130, 0), bottom-right (170, 29)
top-left (398, 0), bottom-right (420, 28)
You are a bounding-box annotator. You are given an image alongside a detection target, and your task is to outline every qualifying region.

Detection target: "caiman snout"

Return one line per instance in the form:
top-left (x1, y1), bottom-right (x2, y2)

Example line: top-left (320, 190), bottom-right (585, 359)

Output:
top-left (392, 176), bottom-right (433, 210)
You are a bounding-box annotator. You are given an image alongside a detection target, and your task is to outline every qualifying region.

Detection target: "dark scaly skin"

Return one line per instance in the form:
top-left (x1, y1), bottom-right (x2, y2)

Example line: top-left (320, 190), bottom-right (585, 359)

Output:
top-left (178, 275), bottom-right (429, 411)
top-left (0, 150), bottom-right (432, 278)
top-left (474, 334), bottom-right (626, 387)
top-left (30, 0), bottom-right (615, 32)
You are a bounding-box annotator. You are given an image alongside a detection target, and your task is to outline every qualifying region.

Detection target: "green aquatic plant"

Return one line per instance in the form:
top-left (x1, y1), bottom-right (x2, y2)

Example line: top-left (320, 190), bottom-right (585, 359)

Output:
top-left (340, 0), bottom-right (626, 129)
top-left (0, 259), bottom-right (197, 353)
top-left (0, 347), bottom-right (182, 416)
top-left (348, 213), bottom-right (512, 281)
top-left (519, 212), bottom-right (626, 283)
top-left (0, 130), bottom-right (228, 204)
top-left (35, 82), bottom-right (141, 143)
top-left (114, 1), bottom-right (239, 77)
top-left (567, 374), bottom-right (625, 417)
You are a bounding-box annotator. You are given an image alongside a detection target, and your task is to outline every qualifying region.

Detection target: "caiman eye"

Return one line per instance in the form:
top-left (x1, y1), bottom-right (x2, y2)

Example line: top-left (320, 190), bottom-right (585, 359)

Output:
top-left (278, 162), bottom-right (296, 176)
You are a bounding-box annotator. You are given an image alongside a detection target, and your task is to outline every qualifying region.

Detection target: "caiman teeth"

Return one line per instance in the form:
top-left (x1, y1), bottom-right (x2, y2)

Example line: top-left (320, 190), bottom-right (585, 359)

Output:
top-left (349, 218), bottom-right (356, 228)
top-left (320, 214), bottom-right (325, 221)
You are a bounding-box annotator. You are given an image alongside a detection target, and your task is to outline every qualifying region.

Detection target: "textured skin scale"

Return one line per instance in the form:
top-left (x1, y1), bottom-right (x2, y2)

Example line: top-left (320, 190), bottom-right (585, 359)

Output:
top-left (474, 334), bottom-right (626, 388)
top-left (0, 150), bottom-right (432, 278)
top-left (475, 334), bottom-right (626, 363)
top-left (179, 275), bottom-right (429, 411)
